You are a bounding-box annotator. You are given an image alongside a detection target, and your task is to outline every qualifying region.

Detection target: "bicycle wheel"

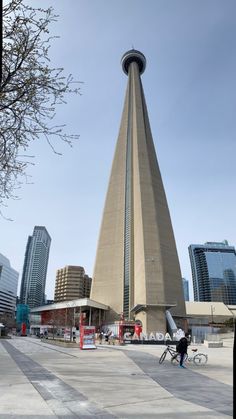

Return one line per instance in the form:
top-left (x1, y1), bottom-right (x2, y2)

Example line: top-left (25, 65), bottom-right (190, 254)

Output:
top-left (193, 353), bottom-right (208, 365)
top-left (159, 350), bottom-right (167, 364)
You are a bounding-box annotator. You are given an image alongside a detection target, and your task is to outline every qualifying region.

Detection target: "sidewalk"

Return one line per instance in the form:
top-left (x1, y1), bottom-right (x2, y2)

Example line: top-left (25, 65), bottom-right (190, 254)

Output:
top-left (0, 336), bottom-right (233, 418)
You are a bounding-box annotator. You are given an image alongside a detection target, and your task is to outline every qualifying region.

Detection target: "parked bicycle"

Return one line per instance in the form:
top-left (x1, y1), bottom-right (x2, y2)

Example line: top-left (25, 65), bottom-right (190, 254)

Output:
top-left (159, 345), bottom-right (208, 366)
top-left (159, 345), bottom-right (178, 364)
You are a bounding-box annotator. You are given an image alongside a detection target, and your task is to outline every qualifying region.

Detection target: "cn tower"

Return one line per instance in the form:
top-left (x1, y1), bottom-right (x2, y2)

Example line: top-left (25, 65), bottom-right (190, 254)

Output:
top-left (91, 50), bottom-right (186, 333)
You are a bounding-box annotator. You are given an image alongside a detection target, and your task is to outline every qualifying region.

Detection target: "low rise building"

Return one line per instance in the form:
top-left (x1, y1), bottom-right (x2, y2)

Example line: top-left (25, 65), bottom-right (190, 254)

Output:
top-left (30, 298), bottom-right (109, 336)
top-left (185, 301), bottom-right (235, 342)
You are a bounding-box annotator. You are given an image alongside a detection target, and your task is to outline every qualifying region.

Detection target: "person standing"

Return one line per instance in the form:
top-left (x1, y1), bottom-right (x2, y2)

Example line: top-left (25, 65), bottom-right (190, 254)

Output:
top-left (176, 333), bottom-right (189, 368)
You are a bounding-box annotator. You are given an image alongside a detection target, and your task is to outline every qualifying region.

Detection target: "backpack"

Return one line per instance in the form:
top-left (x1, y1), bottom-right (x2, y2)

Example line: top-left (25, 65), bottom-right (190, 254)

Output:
top-left (176, 342), bottom-right (180, 352)
top-left (176, 337), bottom-right (188, 353)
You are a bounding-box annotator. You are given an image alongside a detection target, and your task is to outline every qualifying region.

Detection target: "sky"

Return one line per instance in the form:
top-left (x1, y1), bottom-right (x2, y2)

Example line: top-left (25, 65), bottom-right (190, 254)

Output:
top-left (1, 0), bottom-right (236, 301)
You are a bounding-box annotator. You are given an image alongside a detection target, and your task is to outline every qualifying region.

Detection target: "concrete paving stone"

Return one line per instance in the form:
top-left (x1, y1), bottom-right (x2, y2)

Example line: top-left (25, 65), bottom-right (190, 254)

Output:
top-left (0, 337), bottom-right (233, 418)
top-left (49, 363), bottom-right (174, 408)
top-left (38, 341), bottom-right (232, 417)
top-left (32, 381), bottom-right (57, 401)
top-left (1, 339), bottom-right (117, 418)
top-left (46, 398), bottom-right (76, 416)
top-left (63, 400), bottom-right (117, 417)
top-left (0, 416), bottom-right (58, 419)
top-left (109, 395), bottom-right (230, 419)
top-left (0, 344), bottom-right (57, 417)
top-left (124, 348), bottom-right (233, 417)
top-left (0, 382), bottom-right (56, 416)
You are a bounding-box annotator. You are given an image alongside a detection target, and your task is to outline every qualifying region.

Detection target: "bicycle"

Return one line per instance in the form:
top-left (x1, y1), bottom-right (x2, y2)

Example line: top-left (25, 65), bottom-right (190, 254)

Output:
top-left (159, 345), bottom-right (208, 366)
top-left (159, 345), bottom-right (178, 364)
top-left (171, 348), bottom-right (208, 366)
top-left (184, 348), bottom-right (208, 365)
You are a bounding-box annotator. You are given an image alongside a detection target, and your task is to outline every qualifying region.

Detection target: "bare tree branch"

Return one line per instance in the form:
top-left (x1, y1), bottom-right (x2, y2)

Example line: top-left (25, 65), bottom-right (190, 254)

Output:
top-left (0, 0), bottom-right (81, 209)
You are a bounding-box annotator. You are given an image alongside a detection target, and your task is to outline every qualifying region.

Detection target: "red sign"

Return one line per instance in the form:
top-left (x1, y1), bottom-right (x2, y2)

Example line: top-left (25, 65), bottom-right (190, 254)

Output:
top-left (80, 326), bottom-right (96, 350)
top-left (135, 324), bottom-right (142, 337)
top-left (21, 323), bottom-right (27, 336)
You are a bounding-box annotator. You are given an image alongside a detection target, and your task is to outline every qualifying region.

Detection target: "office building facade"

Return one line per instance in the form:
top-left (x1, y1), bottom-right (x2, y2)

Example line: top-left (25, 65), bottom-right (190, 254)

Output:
top-left (0, 253), bottom-right (19, 318)
top-left (54, 266), bottom-right (92, 302)
top-left (91, 50), bottom-right (185, 333)
top-left (20, 226), bottom-right (51, 308)
top-left (189, 241), bottom-right (236, 304)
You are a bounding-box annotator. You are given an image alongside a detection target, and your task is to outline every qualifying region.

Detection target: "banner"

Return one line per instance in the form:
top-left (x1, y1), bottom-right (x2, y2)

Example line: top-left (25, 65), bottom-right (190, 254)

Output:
top-left (80, 326), bottom-right (96, 350)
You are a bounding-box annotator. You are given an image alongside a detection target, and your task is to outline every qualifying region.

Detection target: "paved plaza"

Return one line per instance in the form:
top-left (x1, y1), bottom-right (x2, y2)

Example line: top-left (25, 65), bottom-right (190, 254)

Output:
top-left (0, 336), bottom-right (233, 418)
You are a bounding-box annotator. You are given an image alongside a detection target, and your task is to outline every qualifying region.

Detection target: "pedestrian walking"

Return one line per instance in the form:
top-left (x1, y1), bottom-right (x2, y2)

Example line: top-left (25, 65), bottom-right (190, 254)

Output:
top-left (105, 329), bottom-right (112, 344)
top-left (98, 330), bottom-right (103, 344)
top-left (109, 331), bottom-right (115, 345)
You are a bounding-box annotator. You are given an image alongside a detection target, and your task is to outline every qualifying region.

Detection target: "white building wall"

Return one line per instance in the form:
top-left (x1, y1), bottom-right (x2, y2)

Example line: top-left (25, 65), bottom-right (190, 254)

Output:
top-left (0, 254), bottom-right (19, 315)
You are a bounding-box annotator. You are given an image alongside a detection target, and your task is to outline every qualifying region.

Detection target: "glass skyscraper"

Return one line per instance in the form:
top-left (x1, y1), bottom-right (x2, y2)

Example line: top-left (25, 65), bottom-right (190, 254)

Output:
top-left (182, 278), bottom-right (189, 301)
top-left (188, 241), bottom-right (236, 304)
top-left (20, 226), bottom-right (51, 308)
top-left (0, 253), bottom-right (19, 317)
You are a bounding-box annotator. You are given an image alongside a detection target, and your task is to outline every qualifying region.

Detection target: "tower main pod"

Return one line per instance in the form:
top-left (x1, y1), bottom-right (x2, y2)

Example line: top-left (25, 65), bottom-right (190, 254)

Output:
top-left (91, 50), bottom-right (186, 333)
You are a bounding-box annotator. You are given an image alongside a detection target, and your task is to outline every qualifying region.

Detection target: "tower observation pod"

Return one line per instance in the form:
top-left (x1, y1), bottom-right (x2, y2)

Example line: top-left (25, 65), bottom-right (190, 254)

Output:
top-left (121, 49), bottom-right (146, 75)
top-left (90, 50), bottom-right (186, 334)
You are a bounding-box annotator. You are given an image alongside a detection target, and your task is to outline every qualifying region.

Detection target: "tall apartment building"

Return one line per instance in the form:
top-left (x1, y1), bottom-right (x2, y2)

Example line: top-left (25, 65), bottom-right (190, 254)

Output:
top-left (0, 253), bottom-right (19, 318)
top-left (20, 226), bottom-right (51, 308)
top-left (54, 266), bottom-right (92, 302)
top-left (189, 241), bottom-right (236, 304)
top-left (182, 278), bottom-right (189, 301)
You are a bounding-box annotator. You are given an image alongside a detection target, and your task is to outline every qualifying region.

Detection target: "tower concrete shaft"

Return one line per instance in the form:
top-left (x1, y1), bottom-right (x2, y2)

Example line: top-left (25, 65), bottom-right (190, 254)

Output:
top-left (91, 50), bottom-right (186, 333)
